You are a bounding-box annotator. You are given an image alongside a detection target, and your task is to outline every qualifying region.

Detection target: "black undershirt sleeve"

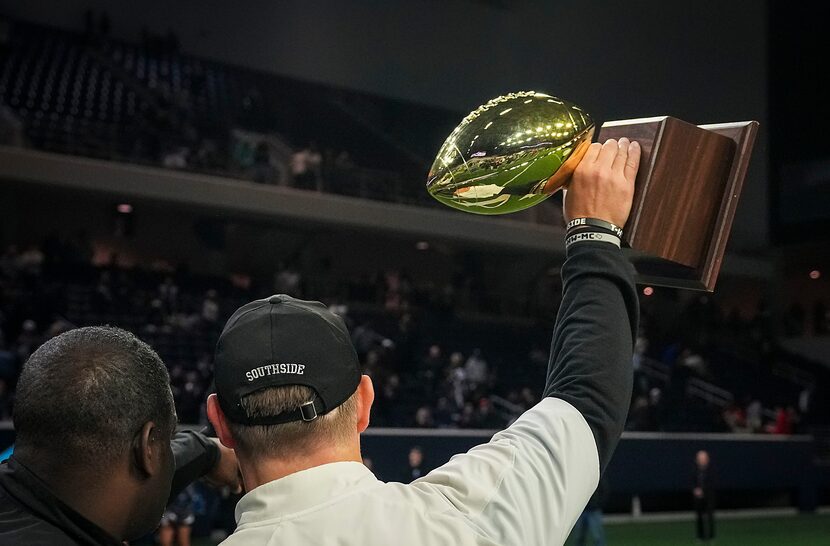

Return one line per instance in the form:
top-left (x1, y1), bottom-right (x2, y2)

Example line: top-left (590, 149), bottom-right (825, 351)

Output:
top-left (542, 241), bottom-right (639, 472)
top-left (168, 430), bottom-right (219, 502)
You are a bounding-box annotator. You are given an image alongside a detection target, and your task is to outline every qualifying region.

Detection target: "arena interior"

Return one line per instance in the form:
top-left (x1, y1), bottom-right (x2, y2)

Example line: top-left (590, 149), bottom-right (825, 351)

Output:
top-left (1, 1), bottom-right (829, 544)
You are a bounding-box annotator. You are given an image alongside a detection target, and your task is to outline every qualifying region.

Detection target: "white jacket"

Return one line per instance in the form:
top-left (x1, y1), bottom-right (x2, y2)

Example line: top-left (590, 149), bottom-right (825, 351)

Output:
top-left (222, 397), bottom-right (599, 546)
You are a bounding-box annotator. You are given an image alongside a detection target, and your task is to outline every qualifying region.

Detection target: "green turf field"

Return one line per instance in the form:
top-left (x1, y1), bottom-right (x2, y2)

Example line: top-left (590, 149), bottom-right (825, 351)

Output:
top-left (566, 514), bottom-right (830, 545)
top-left (193, 514), bottom-right (830, 545)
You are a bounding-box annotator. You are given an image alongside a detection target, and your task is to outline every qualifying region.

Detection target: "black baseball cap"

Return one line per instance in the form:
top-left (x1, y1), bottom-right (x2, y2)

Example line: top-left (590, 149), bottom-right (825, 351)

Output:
top-left (214, 294), bottom-right (361, 425)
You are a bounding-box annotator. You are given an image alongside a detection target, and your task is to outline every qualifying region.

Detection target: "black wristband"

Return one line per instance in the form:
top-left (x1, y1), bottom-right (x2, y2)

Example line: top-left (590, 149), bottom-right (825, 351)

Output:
top-left (567, 217), bottom-right (624, 239)
top-left (566, 225), bottom-right (620, 239)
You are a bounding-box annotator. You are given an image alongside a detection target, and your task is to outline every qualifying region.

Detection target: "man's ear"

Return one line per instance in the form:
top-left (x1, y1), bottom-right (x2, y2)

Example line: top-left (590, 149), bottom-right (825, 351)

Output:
top-left (132, 421), bottom-right (160, 478)
top-left (207, 394), bottom-right (237, 449)
top-left (356, 375), bottom-right (374, 434)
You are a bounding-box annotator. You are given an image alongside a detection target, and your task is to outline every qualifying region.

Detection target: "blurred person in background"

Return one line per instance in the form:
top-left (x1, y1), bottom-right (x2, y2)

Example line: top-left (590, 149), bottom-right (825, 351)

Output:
top-left (768, 405), bottom-right (795, 434)
top-left (574, 476), bottom-right (609, 546)
top-left (158, 484), bottom-right (198, 546)
top-left (201, 289), bottom-right (220, 326)
top-left (464, 348), bottom-right (489, 395)
top-left (400, 446), bottom-right (427, 484)
top-left (693, 450), bottom-right (716, 544)
top-left (746, 398), bottom-right (763, 433)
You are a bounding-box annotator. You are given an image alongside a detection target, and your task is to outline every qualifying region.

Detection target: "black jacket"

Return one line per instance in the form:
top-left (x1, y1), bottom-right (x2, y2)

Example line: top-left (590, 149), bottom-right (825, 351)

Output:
top-left (694, 464), bottom-right (715, 507)
top-left (0, 430), bottom-right (219, 545)
top-left (544, 241), bottom-right (638, 472)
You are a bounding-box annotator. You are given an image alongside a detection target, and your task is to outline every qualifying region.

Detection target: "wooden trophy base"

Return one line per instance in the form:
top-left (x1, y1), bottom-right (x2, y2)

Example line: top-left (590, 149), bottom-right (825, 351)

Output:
top-left (598, 117), bottom-right (758, 291)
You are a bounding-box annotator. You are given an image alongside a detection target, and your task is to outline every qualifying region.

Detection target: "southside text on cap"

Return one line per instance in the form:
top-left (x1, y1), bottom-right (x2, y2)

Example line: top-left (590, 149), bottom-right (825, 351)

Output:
top-left (214, 294), bottom-right (361, 425)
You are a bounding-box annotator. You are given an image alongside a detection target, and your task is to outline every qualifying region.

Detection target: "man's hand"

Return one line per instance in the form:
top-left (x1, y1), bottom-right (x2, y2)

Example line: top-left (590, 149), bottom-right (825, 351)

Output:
top-left (205, 438), bottom-right (242, 494)
top-left (563, 137), bottom-right (640, 227)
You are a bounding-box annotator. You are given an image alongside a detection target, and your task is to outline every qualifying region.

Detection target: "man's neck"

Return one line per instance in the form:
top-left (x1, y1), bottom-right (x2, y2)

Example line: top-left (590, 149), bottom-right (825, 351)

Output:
top-left (19, 454), bottom-right (131, 540)
top-left (238, 443), bottom-right (361, 492)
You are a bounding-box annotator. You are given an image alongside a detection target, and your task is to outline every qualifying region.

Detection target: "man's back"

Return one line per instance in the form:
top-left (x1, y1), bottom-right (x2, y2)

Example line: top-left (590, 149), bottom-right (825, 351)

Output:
top-left (224, 398), bottom-right (598, 546)
top-left (215, 138), bottom-right (642, 546)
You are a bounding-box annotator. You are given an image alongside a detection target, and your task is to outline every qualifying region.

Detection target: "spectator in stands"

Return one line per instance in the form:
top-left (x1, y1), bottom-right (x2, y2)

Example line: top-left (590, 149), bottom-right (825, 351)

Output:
top-left (433, 396), bottom-right (456, 428)
top-left (376, 373), bottom-right (402, 425)
top-left (252, 142), bottom-right (278, 185)
top-left (163, 147), bottom-right (191, 169)
top-left (146, 298), bottom-right (168, 332)
top-left (798, 385), bottom-right (816, 429)
top-left (647, 388), bottom-right (663, 431)
top-left (418, 344), bottom-right (444, 395)
top-left (722, 403), bottom-right (747, 433)
top-left (14, 320), bottom-right (40, 363)
top-left (291, 144), bottom-right (323, 190)
top-left (169, 302), bottom-right (202, 332)
top-left (331, 150), bottom-right (356, 194)
top-left (693, 450), bottom-right (716, 544)
top-left (274, 262), bottom-right (302, 297)
top-left (414, 406), bottom-right (434, 428)
top-left (519, 387), bottom-right (538, 411)
top-left (351, 321), bottom-right (393, 360)
top-left (746, 398), bottom-right (763, 432)
top-left (93, 271), bottom-right (115, 311)
top-left (0, 326), bottom-right (241, 544)
top-left (201, 289), bottom-right (220, 325)
top-left (626, 396), bottom-right (651, 431)
top-left (464, 348), bottom-right (489, 395)
top-left (447, 351), bottom-right (467, 409)
top-left (176, 371), bottom-right (206, 424)
top-left (18, 246), bottom-right (44, 277)
top-left (158, 276), bottom-right (180, 313)
top-left (473, 397), bottom-right (502, 429)
top-left (400, 446), bottom-right (427, 483)
top-left (457, 401), bottom-right (476, 428)
top-left (680, 347), bottom-right (708, 378)
top-left (308, 143), bottom-right (324, 191)
top-left (768, 405), bottom-right (795, 434)
top-left (190, 138), bottom-right (223, 171)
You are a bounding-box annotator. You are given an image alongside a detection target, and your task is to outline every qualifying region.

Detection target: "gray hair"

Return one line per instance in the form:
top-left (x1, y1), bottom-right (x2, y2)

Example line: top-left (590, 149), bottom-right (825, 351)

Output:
top-left (229, 385), bottom-right (358, 458)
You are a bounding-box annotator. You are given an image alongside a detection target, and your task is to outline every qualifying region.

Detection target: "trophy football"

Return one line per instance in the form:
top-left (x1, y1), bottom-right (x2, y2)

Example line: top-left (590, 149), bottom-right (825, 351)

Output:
top-left (426, 91), bottom-right (758, 291)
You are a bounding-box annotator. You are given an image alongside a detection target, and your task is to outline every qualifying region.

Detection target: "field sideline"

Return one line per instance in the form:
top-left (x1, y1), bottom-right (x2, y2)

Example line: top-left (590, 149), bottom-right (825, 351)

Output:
top-left (566, 513), bottom-right (830, 545)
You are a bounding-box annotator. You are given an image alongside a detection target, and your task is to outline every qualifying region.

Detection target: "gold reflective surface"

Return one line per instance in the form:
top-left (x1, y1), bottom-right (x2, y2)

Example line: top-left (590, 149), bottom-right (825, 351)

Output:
top-left (427, 91), bottom-right (594, 215)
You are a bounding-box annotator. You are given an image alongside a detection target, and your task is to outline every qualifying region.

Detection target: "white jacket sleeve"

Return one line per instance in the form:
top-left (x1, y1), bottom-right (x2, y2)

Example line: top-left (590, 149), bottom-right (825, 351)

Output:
top-left (411, 398), bottom-right (599, 546)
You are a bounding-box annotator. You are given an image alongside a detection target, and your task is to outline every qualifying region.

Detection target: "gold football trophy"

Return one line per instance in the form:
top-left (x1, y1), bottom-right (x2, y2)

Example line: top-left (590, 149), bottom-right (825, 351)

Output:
top-left (427, 91), bottom-right (758, 291)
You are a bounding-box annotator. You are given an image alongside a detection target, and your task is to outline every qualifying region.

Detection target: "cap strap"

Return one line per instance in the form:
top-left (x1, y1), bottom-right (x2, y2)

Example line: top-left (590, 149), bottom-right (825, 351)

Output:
top-left (240, 394), bottom-right (326, 426)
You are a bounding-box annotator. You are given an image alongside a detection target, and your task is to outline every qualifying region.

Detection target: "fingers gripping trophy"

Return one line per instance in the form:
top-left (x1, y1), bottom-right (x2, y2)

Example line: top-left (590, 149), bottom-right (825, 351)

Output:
top-left (427, 91), bottom-right (758, 291)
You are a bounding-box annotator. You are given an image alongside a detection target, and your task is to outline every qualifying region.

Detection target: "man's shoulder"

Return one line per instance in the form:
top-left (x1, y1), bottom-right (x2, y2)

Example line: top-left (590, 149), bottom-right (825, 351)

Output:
top-left (0, 488), bottom-right (77, 546)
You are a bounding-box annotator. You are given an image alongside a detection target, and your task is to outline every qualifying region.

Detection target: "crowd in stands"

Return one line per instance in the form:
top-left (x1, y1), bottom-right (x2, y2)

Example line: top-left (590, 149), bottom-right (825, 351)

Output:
top-left (1, 240), bottom-right (827, 436)
top-left (1, 13), bottom-right (828, 436)
top-left (0, 15), bottom-right (442, 209)
top-left (0, 240), bottom-right (539, 429)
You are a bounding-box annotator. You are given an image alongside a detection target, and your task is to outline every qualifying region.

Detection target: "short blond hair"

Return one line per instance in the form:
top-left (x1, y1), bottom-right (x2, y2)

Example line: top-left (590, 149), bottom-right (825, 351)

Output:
top-left (228, 385), bottom-right (359, 458)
